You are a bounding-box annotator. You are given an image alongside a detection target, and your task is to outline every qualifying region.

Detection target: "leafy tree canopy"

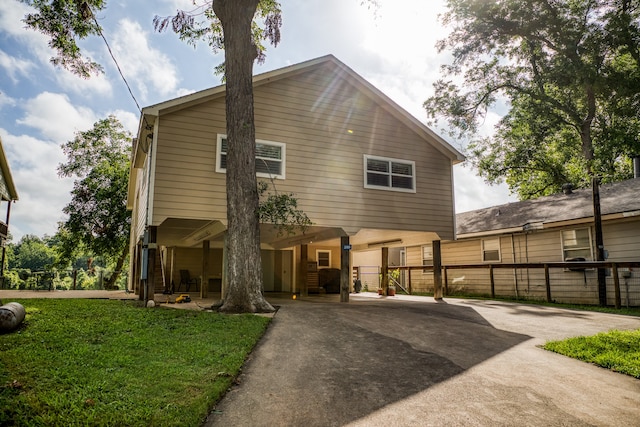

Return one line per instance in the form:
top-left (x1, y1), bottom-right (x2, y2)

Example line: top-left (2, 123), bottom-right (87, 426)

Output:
top-left (20, 0), bottom-right (106, 78)
top-left (10, 234), bottom-right (56, 271)
top-left (425, 0), bottom-right (640, 199)
top-left (56, 115), bottom-right (131, 288)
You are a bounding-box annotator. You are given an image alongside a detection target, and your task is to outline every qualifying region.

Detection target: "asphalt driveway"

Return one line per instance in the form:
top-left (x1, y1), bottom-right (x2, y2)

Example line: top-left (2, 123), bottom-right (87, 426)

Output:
top-left (205, 293), bottom-right (640, 427)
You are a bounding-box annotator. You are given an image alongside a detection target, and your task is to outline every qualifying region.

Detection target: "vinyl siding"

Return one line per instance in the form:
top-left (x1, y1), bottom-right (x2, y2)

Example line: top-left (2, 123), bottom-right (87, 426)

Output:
top-left (603, 220), bottom-right (640, 262)
top-left (133, 165), bottom-right (149, 241)
top-left (150, 65), bottom-right (455, 238)
top-left (440, 218), bottom-right (640, 304)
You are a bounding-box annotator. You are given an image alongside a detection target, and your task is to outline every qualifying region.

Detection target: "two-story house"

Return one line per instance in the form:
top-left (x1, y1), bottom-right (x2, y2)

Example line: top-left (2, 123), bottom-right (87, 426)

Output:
top-left (126, 55), bottom-right (464, 299)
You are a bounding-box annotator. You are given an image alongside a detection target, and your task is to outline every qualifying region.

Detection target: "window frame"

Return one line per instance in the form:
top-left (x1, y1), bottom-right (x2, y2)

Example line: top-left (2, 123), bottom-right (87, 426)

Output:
top-left (481, 238), bottom-right (501, 262)
top-left (561, 228), bottom-right (593, 261)
top-left (316, 250), bottom-right (331, 269)
top-left (422, 245), bottom-right (433, 273)
top-left (216, 134), bottom-right (286, 179)
top-left (363, 154), bottom-right (416, 193)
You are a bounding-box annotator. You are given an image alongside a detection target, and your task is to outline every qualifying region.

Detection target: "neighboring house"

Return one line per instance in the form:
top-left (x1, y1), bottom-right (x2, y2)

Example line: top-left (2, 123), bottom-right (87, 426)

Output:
top-left (126, 55), bottom-right (465, 298)
top-left (0, 136), bottom-right (19, 282)
top-left (403, 178), bottom-right (640, 305)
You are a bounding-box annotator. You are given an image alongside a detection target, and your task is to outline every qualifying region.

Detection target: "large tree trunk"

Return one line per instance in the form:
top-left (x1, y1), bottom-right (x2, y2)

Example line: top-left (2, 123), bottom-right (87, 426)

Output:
top-left (214, 0), bottom-right (275, 313)
top-left (104, 244), bottom-right (129, 290)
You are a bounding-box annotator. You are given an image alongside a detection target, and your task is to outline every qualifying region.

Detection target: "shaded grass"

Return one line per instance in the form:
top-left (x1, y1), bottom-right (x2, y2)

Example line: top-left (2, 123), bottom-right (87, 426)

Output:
top-left (0, 299), bottom-right (270, 426)
top-left (544, 329), bottom-right (640, 378)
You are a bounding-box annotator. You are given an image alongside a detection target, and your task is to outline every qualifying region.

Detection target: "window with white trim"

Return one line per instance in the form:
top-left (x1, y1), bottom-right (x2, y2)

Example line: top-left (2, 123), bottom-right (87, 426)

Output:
top-left (316, 250), bottom-right (331, 268)
top-left (216, 135), bottom-right (286, 179)
top-left (482, 238), bottom-right (501, 262)
top-left (422, 245), bottom-right (433, 273)
top-left (364, 155), bottom-right (415, 192)
top-left (561, 228), bottom-right (592, 261)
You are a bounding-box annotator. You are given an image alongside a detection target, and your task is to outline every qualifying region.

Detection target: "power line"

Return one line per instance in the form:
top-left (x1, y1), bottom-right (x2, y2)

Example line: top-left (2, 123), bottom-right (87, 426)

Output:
top-left (91, 15), bottom-right (142, 114)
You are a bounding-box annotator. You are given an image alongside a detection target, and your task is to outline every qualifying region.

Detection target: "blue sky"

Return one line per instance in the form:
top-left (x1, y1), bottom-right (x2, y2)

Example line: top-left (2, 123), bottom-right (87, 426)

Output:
top-left (0, 0), bottom-right (516, 241)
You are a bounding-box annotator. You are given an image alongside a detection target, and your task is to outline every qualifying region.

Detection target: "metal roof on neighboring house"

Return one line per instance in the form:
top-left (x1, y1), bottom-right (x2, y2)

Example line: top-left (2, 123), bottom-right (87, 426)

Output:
top-left (456, 178), bottom-right (640, 236)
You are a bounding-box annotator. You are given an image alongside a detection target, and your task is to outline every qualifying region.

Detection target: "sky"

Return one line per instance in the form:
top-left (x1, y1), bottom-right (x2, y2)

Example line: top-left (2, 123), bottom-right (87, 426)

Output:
top-left (0, 0), bottom-right (517, 242)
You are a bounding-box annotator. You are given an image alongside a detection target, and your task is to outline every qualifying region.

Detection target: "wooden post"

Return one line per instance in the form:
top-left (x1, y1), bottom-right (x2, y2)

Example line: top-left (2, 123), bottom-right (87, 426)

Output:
top-left (300, 244), bottom-right (308, 297)
top-left (381, 247), bottom-right (389, 294)
top-left (73, 269), bottom-right (77, 290)
top-left (146, 226), bottom-right (158, 303)
top-left (408, 267), bottom-right (412, 295)
top-left (592, 177), bottom-right (607, 306)
top-left (201, 240), bottom-right (210, 299)
top-left (612, 263), bottom-right (621, 309)
top-left (443, 267), bottom-right (448, 296)
top-left (489, 264), bottom-right (495, 299)
top-left (544, 264), bottom-right (551, 302)
top-left (433, 240), bottom-right (443, 300)
top-left (340, 236), bottom-right (350, 303)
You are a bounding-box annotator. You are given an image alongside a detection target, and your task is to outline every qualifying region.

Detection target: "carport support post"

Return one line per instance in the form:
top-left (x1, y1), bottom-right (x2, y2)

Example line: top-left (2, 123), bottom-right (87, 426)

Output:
top-left (300, 244), bottom-right (308, 297)
top-left (381, 247), bottom-right (389, 294)
top-left (201, 240), bottom-right (210, 299)
top-left (146, 226), bottom-right (158, 304)
top-left (340, 236), bottom-right (350, 303)
top-left (433, 240), bottom-right (443, 300)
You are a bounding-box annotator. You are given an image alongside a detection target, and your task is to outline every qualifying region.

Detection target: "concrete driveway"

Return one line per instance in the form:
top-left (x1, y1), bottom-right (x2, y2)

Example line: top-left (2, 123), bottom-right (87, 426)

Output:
top-left (205, 293), bottom-right (640, 427)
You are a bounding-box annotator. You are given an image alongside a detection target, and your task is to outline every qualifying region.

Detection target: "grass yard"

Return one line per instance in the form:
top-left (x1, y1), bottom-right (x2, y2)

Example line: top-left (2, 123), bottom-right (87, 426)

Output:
top-left (0, 299), bottom-right (271, 426)
top-left (544, 329), bottom-right (640, 378)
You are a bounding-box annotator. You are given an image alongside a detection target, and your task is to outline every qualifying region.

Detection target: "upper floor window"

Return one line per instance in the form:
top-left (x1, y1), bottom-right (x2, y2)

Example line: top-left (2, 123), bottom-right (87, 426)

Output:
top-left (363, 155), bottom-right (415, 192)
top-left (561, 228), bottom-right (592, 261)
top-left (216, 135), bottom-right (286, 179)
top-left (482, 238), bottom-right (501, 262)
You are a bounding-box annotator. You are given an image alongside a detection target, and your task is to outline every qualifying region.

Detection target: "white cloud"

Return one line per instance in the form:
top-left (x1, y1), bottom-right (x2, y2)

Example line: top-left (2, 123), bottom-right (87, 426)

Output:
top-left (110, 109), bottom-right (139, 134)
top-left (0, 2), bottom-right (38, 39)
top-left (0, 49), bottom-right (35, 83)
top-left (54, 64), bottom-right (113, 97)
top-left (16, 92), bottom-right (98, 143)
top-left (0, 129), bottom-right (73, 240)
top-left (454, 164), bottom-right (517, 213)
top-left (0, 2), bottom-right (55, 67)
top-left (0, 92), bottom-right (16, 110)
top-left (111, 19), bottom-right (180, 100)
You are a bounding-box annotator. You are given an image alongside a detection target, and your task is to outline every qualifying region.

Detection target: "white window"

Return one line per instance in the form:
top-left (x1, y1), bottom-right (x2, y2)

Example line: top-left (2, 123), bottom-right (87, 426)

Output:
top-left (216, 135), bottom-right (286, 179)
top-left (482, 238), bottom-right (501, 262)
top-left (316, 250), bottom-right (331, 268)
top-left (364, 155), bottom-right (415, 192)
top-left (422, 245), bottom-right (433, 273)
top-left (561, 228), bottom-right (592, 261)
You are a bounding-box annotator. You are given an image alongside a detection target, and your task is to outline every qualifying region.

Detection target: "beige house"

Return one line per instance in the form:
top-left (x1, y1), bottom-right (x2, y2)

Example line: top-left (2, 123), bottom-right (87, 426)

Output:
top-left (397, 178), bottom-right (640, 305)
top-left (126, 55), bottom-right (464, 299)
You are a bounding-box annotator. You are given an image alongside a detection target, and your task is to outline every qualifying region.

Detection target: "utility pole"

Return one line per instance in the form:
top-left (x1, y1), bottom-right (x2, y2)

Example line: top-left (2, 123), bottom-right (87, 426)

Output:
top-left (592, 177), bottom-right (606, 306)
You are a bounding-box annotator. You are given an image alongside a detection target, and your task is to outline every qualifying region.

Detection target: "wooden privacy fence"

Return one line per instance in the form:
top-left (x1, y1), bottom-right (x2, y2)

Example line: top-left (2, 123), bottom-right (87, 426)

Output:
top-left (378, 261), bottom-right (640, 308)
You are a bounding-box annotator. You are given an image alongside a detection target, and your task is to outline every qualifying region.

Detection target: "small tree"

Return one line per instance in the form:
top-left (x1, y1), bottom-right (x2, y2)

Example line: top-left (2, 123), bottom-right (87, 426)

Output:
top-left (56, 116), bottom-right (131, 289)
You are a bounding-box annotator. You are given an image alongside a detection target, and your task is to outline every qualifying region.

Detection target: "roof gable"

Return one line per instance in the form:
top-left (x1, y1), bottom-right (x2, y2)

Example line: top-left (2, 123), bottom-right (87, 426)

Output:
top-left (457, 178), bottom-right (640, 236)
top-left (135, 55), bottom-right (464, 164)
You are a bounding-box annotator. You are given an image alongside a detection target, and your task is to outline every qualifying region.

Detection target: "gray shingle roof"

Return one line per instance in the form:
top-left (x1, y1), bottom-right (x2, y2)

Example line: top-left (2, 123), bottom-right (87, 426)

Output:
top-left (456, 178), bottom-right (640, 235)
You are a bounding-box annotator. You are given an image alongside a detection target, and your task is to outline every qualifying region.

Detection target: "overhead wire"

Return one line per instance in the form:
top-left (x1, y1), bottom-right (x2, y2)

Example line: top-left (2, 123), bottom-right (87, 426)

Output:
top-left (87, 6), bottom-right (153, 152)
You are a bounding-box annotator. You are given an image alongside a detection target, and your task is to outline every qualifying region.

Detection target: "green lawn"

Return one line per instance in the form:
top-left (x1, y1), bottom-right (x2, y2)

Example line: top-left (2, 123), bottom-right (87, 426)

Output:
top-left (544, 329), bottom-right (640, 378)
top-left (0, 299), bottom-right (271, 426)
